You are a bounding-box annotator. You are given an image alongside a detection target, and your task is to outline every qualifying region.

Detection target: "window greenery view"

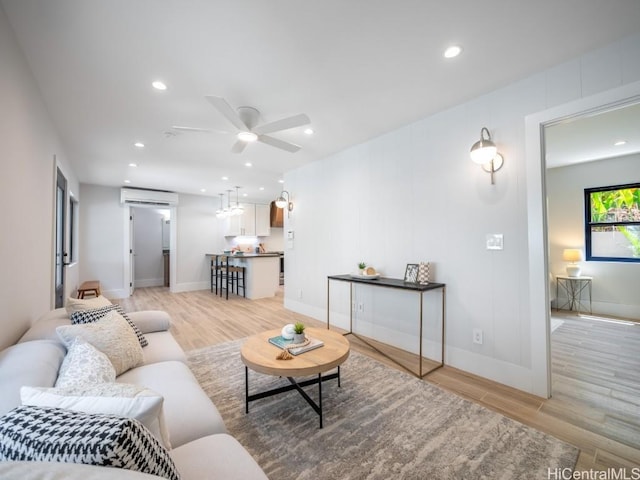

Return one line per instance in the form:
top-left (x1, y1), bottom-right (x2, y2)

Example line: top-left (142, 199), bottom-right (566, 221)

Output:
top-left (585, 183), bottom-right (640, 262)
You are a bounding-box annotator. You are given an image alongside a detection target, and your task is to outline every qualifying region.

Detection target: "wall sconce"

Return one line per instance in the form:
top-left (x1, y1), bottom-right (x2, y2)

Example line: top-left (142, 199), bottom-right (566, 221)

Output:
top-left (562, 248), bottom-right (583, 277)
top-left (470, 127), bottom-right (504, 185)
top-left (275, 190), bottom-right (293, 217)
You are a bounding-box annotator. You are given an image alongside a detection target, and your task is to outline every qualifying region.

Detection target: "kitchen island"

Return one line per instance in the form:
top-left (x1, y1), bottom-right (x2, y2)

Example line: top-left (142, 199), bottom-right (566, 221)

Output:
top-left (206, 253), bottom-right (281, 300)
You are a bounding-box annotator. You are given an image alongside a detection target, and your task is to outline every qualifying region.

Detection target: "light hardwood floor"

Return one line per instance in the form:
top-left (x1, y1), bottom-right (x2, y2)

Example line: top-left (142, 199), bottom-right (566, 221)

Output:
top-left (116, 287), bottom-right (640, 470)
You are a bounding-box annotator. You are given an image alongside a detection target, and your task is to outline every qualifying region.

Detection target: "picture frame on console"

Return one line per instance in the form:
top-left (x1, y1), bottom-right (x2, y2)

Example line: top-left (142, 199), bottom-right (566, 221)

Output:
top-left (404, 264), bottom-right (419, 283)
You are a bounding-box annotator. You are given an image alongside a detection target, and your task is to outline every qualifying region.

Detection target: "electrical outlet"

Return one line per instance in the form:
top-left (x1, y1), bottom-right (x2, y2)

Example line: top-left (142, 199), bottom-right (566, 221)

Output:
top-left (357, 303), bottom-right (364, 312)
top-left (473, 329), bottom-right (483, 345)
top-left (297, 289), bottom-right (303, 299)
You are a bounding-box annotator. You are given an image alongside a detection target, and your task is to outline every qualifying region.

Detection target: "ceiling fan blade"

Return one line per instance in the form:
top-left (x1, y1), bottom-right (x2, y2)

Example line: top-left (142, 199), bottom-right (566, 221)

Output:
top-left (252, 113), bottom-right (310, 135)
top-left (205, 96), bottom-right (248, 131)
top-left (258, 135), bottom-right (301, 153)
top-left (231, 139), bottom-right (248, 154)
top-left (172, 126), bottom-right (214, 133)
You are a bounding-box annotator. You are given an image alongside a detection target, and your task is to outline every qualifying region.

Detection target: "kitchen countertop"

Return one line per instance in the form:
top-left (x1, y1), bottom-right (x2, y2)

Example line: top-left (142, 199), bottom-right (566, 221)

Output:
top-left (206, 253), bottom-right (281, 258)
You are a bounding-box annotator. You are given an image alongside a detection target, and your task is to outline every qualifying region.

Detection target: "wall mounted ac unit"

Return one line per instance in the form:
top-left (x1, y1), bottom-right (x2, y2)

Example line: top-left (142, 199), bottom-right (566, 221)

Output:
top-left (120, 188), bottom-right (179, 206)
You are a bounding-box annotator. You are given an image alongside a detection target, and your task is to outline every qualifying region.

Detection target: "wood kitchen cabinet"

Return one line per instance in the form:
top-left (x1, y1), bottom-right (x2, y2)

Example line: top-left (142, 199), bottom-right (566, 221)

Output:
top-left (270, 201), bottom-right (284, 228)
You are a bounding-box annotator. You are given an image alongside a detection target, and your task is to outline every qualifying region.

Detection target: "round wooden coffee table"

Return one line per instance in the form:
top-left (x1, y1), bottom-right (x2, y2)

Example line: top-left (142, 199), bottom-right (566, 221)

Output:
top-left (240, 327), bottom-right (350, 428)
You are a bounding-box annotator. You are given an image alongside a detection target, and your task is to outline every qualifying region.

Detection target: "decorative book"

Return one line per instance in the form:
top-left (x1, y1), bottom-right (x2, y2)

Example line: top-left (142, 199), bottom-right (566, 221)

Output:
top-left (268, 335), bottom-right (324, 355)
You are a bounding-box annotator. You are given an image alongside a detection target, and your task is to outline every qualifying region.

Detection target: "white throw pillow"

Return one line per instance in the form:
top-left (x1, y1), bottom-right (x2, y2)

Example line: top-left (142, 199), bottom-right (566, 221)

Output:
top-left (56, 310), bottom-right (143, 375)
top-left (55, 337), bottom-right (116, 389)
top-left (21, 383), bottom-right (171, 449)
top-left (65, 295), bottom-right (112, 315)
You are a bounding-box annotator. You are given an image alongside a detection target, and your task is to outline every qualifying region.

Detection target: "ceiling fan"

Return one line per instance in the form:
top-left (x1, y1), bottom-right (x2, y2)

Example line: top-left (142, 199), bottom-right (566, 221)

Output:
top-left (172, 96), bottom-right (310, 154)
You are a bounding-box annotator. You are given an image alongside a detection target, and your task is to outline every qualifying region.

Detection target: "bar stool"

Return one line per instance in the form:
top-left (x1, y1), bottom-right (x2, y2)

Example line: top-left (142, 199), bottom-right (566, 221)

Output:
top-left (226, 264), bottom-right (246, 299)
top-left (211, 255), bottom-right (228, 295)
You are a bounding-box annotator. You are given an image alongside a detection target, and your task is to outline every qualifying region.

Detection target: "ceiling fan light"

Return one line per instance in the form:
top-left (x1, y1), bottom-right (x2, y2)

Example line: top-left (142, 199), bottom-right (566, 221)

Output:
top-left (237, 131), bottom-right (258, 143)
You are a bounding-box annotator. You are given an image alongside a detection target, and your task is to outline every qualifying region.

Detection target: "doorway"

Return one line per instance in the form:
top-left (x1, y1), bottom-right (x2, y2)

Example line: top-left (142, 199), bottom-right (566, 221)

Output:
top-left (524, 81), bottom-right (640, 398)
top-left (124, 205), bottom-right (175, 296)
top-left (54, 167), bottom-right (67, 308)
top-left (542, 101), bottom-right (640, 450)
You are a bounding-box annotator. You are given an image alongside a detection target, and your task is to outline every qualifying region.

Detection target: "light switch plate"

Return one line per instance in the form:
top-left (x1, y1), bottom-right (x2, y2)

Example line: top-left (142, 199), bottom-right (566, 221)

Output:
top-left (486, 234), bottom-right (503, 250)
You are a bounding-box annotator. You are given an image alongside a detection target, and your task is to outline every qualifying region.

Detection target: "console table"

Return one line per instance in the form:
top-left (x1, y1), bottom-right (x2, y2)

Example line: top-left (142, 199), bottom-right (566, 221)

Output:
top-left (556, 275), bottom-right (592, 315)
top-left (327, 274), bottom-right (445, 377)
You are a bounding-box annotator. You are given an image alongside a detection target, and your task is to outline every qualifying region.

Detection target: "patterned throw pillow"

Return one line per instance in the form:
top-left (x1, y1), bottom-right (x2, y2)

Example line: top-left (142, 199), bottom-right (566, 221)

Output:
top-left (70, 304), bottom-right (148, 347)
top-left (21, 383), bottom-right (171, 449)
top-left (0, 405), bottom-right (180, 480)
top-left (57, 310), bottom-right (143, 376)
top-left (55, 337), bottom-right (116, 388)
top-left (65, 295), bottom-right (112, 315)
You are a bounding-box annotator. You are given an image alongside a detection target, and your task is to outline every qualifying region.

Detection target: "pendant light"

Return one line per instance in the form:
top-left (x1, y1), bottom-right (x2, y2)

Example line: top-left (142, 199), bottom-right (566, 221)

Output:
top-left (231, 186), bottom-right (244, 216)
top-left (215, 193), bottom-right (226, 218)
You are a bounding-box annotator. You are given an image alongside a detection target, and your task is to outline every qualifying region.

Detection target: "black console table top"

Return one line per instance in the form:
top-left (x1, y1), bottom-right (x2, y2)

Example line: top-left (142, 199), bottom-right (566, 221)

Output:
top-left (328, 274), bottom-right (445, 292)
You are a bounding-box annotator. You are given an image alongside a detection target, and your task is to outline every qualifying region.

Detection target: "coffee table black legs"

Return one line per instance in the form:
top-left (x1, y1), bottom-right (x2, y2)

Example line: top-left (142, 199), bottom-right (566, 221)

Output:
top-left (244, 366), bottom-right (341, 429)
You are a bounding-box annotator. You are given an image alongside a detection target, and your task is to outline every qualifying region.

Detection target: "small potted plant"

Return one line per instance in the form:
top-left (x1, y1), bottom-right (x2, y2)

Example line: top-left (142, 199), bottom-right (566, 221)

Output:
top-left (358, 262), bottom-right (366, 274)
top-left (292, 322), bottom-right (306, 343)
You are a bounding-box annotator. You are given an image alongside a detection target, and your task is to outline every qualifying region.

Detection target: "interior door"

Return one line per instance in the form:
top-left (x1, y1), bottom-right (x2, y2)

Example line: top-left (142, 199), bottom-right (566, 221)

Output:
top-left (54, 168), bottom-right (67, 307)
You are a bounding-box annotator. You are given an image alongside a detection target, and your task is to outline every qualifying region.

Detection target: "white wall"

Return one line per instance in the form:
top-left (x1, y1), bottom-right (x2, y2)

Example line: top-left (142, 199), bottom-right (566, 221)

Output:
top-left (547, 154), bottom-right (640, 318)
top-left (0, 6), bottom-right (79, 349)
top-left (284, 33), bottom-right (640, 395)
top-left (132, 207), bottom-right (164, 288)
top-left (79, 185), bottom-right (226, 296)
top-left (174, 193), bottom-right (224, 292)
top-left (79, 184), bottom-right (127, 298)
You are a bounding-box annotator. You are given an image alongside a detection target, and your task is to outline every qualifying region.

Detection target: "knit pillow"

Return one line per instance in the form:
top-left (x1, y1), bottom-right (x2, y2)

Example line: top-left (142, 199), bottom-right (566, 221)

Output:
top-left (57, 310), bottom-right (143, 376)
top-left (21, 383), bottom-right (171, 449)
top-left (55, 337), bottom-right (116, 389)
top-left (0, 405), bottom-right (179, 480)
top-left (65, 295), bottom-right (112, 315)
top-left (70, 304), bottom-right (148, 347)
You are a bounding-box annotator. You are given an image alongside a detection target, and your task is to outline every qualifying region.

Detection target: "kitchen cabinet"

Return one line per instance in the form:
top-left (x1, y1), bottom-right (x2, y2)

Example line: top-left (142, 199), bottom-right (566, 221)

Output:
top-left (270, 201), bottom-right (284, 228)
top-left (255, 204), bottom-right (270, 236)
top-left (224, 203), bottom-right (270, 237)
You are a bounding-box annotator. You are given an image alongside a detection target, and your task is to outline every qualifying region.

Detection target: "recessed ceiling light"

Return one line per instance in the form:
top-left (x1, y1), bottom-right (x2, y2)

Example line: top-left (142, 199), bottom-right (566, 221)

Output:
top-left (128, 163), bottom-right (138, 168)
top-left (200, 188), bottom-right (206, 193)
top-left (278, 179), bottom-right (284, 184)
top-left (245, 162), bottom-right (252, 167)
top-left (221, 176), bottom-right (229, 181)
top-left (242, 193), bottom-right (248, 197)
top-left (304, 128), bottom-right (314, 135)
top-left (443, 45), bottom-right (462, 59)
top-left (614, 140), bottom-right (627, 146)
top-left (134, 142), bottom-right (145, 148)
top-left (259, 187), bottom-right (264, 191)
top-left (152, 81), bottom-right (167, 90)
top-left (124, 179), bottom-right (131, 184)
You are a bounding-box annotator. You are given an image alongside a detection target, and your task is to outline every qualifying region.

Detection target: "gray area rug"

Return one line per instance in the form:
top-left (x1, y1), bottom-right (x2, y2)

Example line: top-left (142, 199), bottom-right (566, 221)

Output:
top-left (188, 340), bottom-right (578, 480)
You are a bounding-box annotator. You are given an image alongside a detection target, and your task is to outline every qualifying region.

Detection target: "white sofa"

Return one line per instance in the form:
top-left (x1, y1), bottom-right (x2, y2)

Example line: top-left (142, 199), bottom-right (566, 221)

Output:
top-left (0, 307), bottom-right (268, 480)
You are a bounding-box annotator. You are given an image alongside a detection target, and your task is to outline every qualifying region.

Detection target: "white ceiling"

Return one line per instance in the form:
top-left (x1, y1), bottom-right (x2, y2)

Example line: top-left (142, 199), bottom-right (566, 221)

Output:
top-left (545, 101), bottom-right (640, 168)
top-left (3, 0), bottom-right (640, 203)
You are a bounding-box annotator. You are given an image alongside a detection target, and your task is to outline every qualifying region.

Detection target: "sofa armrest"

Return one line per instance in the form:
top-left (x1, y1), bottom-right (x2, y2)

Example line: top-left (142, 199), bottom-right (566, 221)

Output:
top-left (126, 311), bottom-right (172, 334)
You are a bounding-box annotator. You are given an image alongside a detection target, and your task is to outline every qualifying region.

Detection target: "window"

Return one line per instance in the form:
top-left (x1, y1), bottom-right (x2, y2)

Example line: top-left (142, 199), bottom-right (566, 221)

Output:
top-left (69, 197), bottom-right (79, 263)
top-left (585, 183), bottom-right (640, 262)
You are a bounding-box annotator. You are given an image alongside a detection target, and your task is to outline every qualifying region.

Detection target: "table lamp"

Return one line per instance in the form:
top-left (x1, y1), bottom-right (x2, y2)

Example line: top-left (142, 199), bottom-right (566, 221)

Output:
top-left (562, 249), bottom-right (583, 277)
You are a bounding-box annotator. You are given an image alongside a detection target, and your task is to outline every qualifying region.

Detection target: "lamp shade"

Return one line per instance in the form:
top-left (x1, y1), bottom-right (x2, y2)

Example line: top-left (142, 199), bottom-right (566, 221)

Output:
top-left (470, 127), bottom-right (497, 165)
top-left (562, 249), bottom-right (583, 263)
top-left (470, 139), bottom-right (497, 164)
